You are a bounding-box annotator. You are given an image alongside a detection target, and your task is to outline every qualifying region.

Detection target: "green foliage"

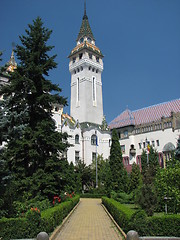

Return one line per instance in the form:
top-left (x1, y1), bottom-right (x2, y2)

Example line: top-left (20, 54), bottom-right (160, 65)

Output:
top-left (80, 193), bottom-right (105, 198)
top-left (175, 136), bottom-right (180, 160)
top-left (26, 207), bottom-right (41, 230)
top-left (135, 146), bottom-right (159, 216)
top-left (102, 197), bottom-right (136, 233)
top-left (130, 213), bottom-right (180, 237)
top-left (129, 163), bottom-right (142, 194)
top-left (155, 161), bottom-right (180, 213)
top-left (91, 154), bottom-right (111, 193)
top-left (74, 159), bottom-right (93, 192)
top-left (135, 184), bottom-right (157, 216)
top-left (0, 17), bottom-right (70, 202)
top-left (12, 198), bottom-right (51, 217)
top-left (102, 197), bottom-right (180, 236)
top-left (109, 129), bottom-right (128, 192)
top-left (111, 191), bottom-right (134, 204)
top-left (0, 195), bottom-right (80, 240)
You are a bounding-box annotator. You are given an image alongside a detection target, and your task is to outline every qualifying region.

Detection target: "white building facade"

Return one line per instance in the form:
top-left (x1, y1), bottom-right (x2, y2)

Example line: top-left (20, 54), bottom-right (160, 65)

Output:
top-left (109, 100), bottom-right (180, 172)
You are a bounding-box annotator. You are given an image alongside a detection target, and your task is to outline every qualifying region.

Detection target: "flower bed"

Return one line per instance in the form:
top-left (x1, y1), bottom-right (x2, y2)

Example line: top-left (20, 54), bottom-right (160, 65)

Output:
top-left (0, 195), bottom-right (80, 240)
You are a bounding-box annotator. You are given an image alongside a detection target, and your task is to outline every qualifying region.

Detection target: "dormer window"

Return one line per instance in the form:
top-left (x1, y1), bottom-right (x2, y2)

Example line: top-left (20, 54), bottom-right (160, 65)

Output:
top-left (79, 53), bottom-right (83, 59)
top-left (80, 37), bottom-right (84, 43)
top-left (87, 37), bottom-right (92, 43)
top-left (96, 57), bottom-right (99, 63)
top-left (89, 53), bottom-right (92, 59)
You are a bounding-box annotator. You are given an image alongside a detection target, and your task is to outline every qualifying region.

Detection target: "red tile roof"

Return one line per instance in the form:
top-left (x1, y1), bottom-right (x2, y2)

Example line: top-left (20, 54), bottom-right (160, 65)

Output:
top-left (109, 99), bottom-right (180, 129)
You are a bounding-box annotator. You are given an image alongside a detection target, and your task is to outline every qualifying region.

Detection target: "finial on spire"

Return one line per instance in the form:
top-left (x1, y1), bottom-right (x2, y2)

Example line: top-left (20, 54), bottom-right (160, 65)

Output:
top-left (84, 0), bottom-right (86, 16)
top-left (83, 0), bottom-right (88, 19)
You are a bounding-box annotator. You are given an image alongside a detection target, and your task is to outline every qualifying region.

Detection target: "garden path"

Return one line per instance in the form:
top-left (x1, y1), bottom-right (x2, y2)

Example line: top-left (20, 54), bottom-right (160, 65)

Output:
top-left (53, 198), bottom-right (123, 240)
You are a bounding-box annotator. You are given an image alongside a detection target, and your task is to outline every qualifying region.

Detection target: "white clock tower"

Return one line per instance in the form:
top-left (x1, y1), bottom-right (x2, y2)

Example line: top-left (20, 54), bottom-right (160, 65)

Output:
top-left (69, 3), bottom-right (104, 125)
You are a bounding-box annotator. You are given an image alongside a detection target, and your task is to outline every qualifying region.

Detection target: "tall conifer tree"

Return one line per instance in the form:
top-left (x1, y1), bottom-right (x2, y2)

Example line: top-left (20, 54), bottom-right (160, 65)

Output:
top-left (109, 129), bottom-right (128, 191)
top-left (0, 17), bottom-right (69, 200)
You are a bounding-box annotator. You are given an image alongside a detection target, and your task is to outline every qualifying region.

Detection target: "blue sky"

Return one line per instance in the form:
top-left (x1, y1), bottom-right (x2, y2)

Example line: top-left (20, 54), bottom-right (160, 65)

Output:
top-left (1, 0), bottom-right (180, 123)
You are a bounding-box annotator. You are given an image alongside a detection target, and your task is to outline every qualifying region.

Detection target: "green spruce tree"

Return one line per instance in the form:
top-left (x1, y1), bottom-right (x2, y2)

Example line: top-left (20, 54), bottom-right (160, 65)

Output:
top-left (129, 163), bottom-right (142, 193)
top-left (0, 17), bottom-right (69, 200)
top-left (109, 129), bottom-right (128, 192)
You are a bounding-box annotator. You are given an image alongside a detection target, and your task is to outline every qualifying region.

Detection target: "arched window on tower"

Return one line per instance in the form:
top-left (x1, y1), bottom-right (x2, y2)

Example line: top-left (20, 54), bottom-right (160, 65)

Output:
top-left (91, 134), bottom-right (97, 145)
top-left (77, 78), bottom-right (80, 102)
top-left (75, 134), bottom-right (79, 144)
top-left (92, 77), bottom-right (96, 102)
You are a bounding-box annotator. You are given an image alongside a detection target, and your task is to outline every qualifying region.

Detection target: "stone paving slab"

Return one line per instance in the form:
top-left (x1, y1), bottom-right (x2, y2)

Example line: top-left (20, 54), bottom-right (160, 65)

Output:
top-left (54, 198), bottom-right (122, 240)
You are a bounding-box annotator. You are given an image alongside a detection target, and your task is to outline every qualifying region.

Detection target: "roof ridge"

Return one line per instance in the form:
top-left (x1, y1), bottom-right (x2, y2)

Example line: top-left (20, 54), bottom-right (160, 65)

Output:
top-left (132, 98), bottom-right (180, 113)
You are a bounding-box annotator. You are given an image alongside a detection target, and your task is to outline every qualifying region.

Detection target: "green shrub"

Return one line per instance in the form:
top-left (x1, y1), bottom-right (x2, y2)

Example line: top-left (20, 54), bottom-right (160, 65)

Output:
top-left (0, 195), bottom-right (80, 240)
top-left (80, 193), bottom-right (105, 198)
top-left (102, 197), bottom-right (180, 237)
top-left (102, 197), bottom-right (136, 233)
top-left (111, 191), bottom-right (133, 204)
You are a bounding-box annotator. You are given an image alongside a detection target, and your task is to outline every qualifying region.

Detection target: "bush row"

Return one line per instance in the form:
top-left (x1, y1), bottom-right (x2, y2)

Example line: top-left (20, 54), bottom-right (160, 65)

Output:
top-left (102, 197), bottom-right (180, 237)
top-left (0, 195), bottom-right (80, 240)
top-left (102, 196), bottom-right (136, 233)
top-left (80, 193), bottom-right (105, 198)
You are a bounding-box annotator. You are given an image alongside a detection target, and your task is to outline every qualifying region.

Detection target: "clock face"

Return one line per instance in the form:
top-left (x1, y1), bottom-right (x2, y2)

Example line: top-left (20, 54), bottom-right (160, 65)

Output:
top-left (80, 37), bottom-right (84, 43)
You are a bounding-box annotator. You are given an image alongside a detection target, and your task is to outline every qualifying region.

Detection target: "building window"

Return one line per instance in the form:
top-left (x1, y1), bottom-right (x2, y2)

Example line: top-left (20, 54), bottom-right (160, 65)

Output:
top-left (118, 132), bottom-right (121, 139)
top-left (81, 66), bottom-right (83, 71)
top-left (121, 145), bottom-right (125, 154)
top-left (89, 53), bottom-right (92, 59)
top-left (89, 66), bottom-right (91, 71)
top-left (96, 57), bottom-right (99, 62)
top-left (87, 37), bottom-right (91, 43)
top-left (79, 53), bottom-right (83, 59)
top-left (124, 130), bottom-right (128, 138)
top-left (96, 69), bottom-right (98, 73)
top-left (77, 78), bottom-right (80, 102)
top-left (124, 157), bottom-right (129, 166)
top-left (91, 134), bottom-right (97, 145)
top-left (92, 68), bottom-right (95, 72)
top-left (156, 140), bottom-right (160, 147)
top-left (136, 155), bottom-right (141, 165)
top-left (92, 77), bottom-right (96, 102)
top-left (152, 140), bottom-right (155, 147)
top-left (143, 142), bottom-right (145, 148)
top-left (75, 134), bottom-right (79, 144)
top-left (139, 143), bottom-right (142, 149)
top-left (92, 152), bottom-right (96, 161)
top-left (80, 37), bottom-right (84, 43)
top-left (75, 151), bottom-right (80, 163)
top-left (73, 57), bottom-right (76, 63)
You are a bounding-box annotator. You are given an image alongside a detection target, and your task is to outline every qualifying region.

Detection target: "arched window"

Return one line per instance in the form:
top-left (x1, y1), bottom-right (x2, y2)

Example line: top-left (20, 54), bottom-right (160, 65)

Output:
top-left (75, 134), bottom-right (79, 144)
top-left (91, 134), bottom-right (97, 145)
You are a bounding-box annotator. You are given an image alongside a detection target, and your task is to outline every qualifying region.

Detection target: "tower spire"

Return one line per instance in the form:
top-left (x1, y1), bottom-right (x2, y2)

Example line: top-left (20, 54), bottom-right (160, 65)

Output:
top-left (84, 0), bottom-right (86, 16)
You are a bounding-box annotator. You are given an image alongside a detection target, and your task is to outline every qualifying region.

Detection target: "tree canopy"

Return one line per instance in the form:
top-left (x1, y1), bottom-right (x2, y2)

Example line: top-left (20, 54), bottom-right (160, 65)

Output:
top-left (0, 17), bottom-right (69, 200)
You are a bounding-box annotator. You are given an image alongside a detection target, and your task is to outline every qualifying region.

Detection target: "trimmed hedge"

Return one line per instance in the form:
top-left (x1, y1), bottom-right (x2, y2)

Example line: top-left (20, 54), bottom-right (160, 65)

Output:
top-left (130, 213), bottom-right (180, 237)
top-left (0, 195), bottom-right (80, 240)
top-left (80, 193), bottom-right (105, 198)
top-left (102, 196), bottom-right (136, 233)
top-left (102, 197), bottom-right (180, 237)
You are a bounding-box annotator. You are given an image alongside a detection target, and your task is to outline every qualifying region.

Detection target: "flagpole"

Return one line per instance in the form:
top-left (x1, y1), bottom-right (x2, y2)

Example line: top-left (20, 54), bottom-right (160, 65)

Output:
top-left (95, 130), bottom-right (98, 188)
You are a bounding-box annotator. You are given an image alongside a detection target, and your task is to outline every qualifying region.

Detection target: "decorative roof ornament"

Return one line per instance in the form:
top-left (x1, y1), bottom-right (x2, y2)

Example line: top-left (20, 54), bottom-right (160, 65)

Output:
top-left (77, 1), bottom-right (95, 42)
top-left (6, 43), bottom-right (17, 73)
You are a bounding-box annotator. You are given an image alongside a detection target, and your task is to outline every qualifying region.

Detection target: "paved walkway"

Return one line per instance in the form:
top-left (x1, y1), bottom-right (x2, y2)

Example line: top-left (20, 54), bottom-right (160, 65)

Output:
top-left (54, 198), bottom-right (122, 240)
